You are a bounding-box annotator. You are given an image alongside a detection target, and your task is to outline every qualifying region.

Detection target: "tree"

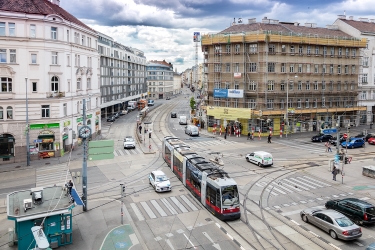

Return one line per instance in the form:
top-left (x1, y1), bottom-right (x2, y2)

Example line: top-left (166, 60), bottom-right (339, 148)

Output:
top-left (190, 97), bottom-right (196, 110)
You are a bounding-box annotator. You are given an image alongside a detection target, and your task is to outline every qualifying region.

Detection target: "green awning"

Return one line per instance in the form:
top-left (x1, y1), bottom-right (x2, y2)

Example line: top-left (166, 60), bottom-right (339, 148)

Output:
top-left (38, 135), bottom-right (55, 139)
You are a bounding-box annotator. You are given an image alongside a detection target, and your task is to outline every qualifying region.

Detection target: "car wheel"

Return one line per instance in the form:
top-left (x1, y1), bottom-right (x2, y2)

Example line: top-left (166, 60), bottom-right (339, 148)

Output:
top-left (302, 215), bottom-right (308, 223)
top-left (329, 230), bottom-right (337, 239)
top-left (320, 139), bottom-right (322, 142)
top-left (246, 157), bottom-right (249, 162)
top-left (258, 162), bottom-right (261, 167)
top-left (351, 145), bottom-right (354, 149)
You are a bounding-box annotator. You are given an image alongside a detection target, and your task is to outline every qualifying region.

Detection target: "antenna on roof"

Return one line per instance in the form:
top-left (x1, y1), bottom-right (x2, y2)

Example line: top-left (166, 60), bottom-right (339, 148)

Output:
top-left (344, 10), bottom-right (346, 15)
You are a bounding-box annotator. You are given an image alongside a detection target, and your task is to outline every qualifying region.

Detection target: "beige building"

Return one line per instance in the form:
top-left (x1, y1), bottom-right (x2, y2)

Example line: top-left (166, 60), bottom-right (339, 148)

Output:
top-left (202, 17), bottom-right (366, 135)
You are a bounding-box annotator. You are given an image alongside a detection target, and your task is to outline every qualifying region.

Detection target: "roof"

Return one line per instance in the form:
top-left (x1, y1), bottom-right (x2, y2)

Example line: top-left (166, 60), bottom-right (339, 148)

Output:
top-left (344, 198), bottom-right (374, 208)
top-left (339, 19), bottom-right (375, 34)
top-left (0, 0), bottom-right (94, 32)
top-left (148, 60), bottom-right (173, 68)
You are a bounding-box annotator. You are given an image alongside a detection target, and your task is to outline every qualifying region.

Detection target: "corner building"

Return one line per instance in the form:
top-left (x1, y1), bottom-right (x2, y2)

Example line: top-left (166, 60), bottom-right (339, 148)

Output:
top-left (202, 17), bottom-right (366, 135)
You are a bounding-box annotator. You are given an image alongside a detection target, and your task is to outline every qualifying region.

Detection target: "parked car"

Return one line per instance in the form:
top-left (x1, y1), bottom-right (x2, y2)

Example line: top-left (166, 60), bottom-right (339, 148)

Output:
top-left (245, 151), bottom-right (273, 167)
top-left (300, 208), bottom-right (362, 240)
top-left (179, 116), bottom-right (187, 125)
top-left (171, 112), bottom-right (177, 118)
top-left (107, 116), bottom-right (115, 122)
top-left (352, 133), bottom-right (365, 140)
top-left (325, 198), bottom-right (375, 225)
top-left (365, 133), bottom-right (375, 142)
top-left (311, 133), bottom-right (333, 142)
top-left (149, 170), bottom-right (172, 192)
top-left (185, 125), bottom-right (199, 136)
top-left (341, 138), bottom-right (365, 149)
top-left (123, 136), bottom-right (136, 149)
top-left (119, 110), bottom-right (127, 116)
top-left (330, 135), bottom-right (346, 146)
top-left (368, 137), bottom-right (375, 145)
top-left (166, 97), bottom-right (170, 100)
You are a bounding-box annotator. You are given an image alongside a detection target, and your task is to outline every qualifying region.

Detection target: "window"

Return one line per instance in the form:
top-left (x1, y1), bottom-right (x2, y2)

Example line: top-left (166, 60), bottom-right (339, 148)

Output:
top-left (298, 45), bottom-right (303, 54)
top-left (267, 99), bottom-right (274, 109)
top-left (315, 46), bottom-right (319, 55)
top-left (67, 54), bottom-right (70, 66)
top-left (63, 103), bottom-right (67, 116)
top-left (338, 47), bottom-right (342, 56)
top-left (298, 64), bottom-right (302, 73)
top-left (268, 62), bottom-right (275, 72)
top-left (87, 78), bottom-right (91, 89)
top-left (6, 106), bottom-right (12, 119)
top-left (77, 55), bottom-right (80, 66)
top-left (280, 99), bottom-right (285, 109)
top-left (280, 81), bottom-right (285, 91)
top-left (322, 64), bottom-right (326, 73)
top-left (297, 99), bottom-right (301, 108)
top-left (289, 81), bottom-right (294, 91)
top-left (225, 99), bottom-right (230, 107)
top-left (51, 27), bottom-right (57, 40)
top-left (0, 49), bottom-right (6, 63)
top-left (345, 48), bottom-right (349, 57)
top-left (329, 81), bottom-right (333, 91)
top-left (225, 63), bottom-right (230, 72)
top-left (330, 47), bottom-right (334, 56)
top-left (363, 57), bottom-right (369, 66)
top-left (226, 45), bottom-right (231, 53)
top-left (305, 99), bottom-right (309, 108)
top-left (0, 107), bottom-right (2, 119)
top-left (351, 65), bottom-right (355, 74)
top-left (51, 76), bottom-right (59, 92)
top-left (246, 99), bottom-right (256, 109)
top-left (344, 65), bottom-right (348, 74)
top-left (30, 24), bottom-right (36, 38)
top-left (225, 82), bottom-right (230, 89)
top-left (314, 81), bottom-right (318, 90)
top-left (267, 80), bottom-right (274, 91)
top-left (41, 105), bottom-right (50, 118)
top-left (306, 81), bottom-right (310, 90)
top-left (313, 98), bottom-right (318, 108)
top-left (1, 78), bottom-right (12, 92)
top-left (31, 54), bottom-right (37, 64)
top-left (297, 81), bottom-right (302, 90)
top-left (32, 82), bottom-right (37, 92)
top-left (214, 98), bottom-right (220, 106)
top-left (306, 64), bottom-right (311, 73)
top-left (249, 63), bottom-right (257, 72)
top-left (269, 44), bottom-right (275, 53)
top-left (234, 81), bottom-right (239, 89)
top-left (52, 52), bottom-right (58, 65)
top-left (248, 81), bottom-right (257, 91)
top-left (66, 30), bottom-right (69, 42)
top-left (290, 45), bottom-right (295, 53)
top-left (307, 46), bottom-right (311, 55)
top-left (234, 63), bottom-right (239, 72)
top-left (323, 46), bottom-right (327, 56)
top-left (281, 45), bottom-right (286, 52)
top-left (352, 49), bottom-right (356, 57)
top-left (74, 32), bottom-right (79, 44)
top-left (281, 63), bottom-right (285, 73)
top-left (235, 44), bottom-right (240, 53)
top-left (0, 22), bottom-right (5, 36)
top-left (289, 64), bottom-right (294, 73)
top-left (314, 64), bottom-right (319, 73)
top-left (322, 97), bottom-right (326, 107)
top-left (344, 81), bottom-right (349, 90)
top-left (322, 81), bottom-right (326, 90)
top-left (81, 35), bottom-right (85, 46)
top-left (77, 78), bottom-right (81, 89)
top-left (337, 65), bottom-right (341, 74)
top-left (9, 49), bottom-right (16, 63)
top-left (8, 23), bottom-right (15, 36)
top-left (337, 81), bottom-right (341, 91)
top-left (363, 74), bottom-right (368, 83)
top-left (249, 44), bottom-right (257, 53)
top-left (330, 64), bottom-right (333, 74)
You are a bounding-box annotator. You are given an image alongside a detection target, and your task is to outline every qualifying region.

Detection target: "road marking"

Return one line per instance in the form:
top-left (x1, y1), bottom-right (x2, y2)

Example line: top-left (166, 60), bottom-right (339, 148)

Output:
top-left (267, 184), bottom-right (287, 194)
top-left (278, 180), bottom-right (303, 192)
top-left (203, 232), bottom-right (221, 250)
top-left (289, 178), bottom-right (316, 189)
top-left (130, 203), bottom-right (145, 221)
top-left (140, 201), bottom-right (156, 219)
top-left (281, 206), bottom-right (325, 216)
top-left (165, 239), bottom-right (176, 250)
top-left (309, 231), bottom-right (319, 237)
top-left (272, 182), bottom-right (294, 193)
top-left (150, 200), bottom-right (167, 217)
top-left (283, 179), bottom-right (310, 190)
top-left (135, 148), bottom-right (143, 154)
top-left (161, 198), bottom-right (178, 215)
top-left (124, 150), bottom-right (131, 155)
top-left (113, 150), bottom-right (119, 157)
top-left (295, 177), bottom-right (324, 188)
top-left (170, 196), bottom-right (188, 213)
top-left (302, 176), bottom-right (331, 187)
top-left (291, 220), bottom-right (300, 225)
top-left (256, 182), bottom-right (278, 196)
top-left (180, 195), bottom-right (198, 211)
top-left (183, 233), bottom-right (196, 249)
top-left (354, 242), bottom-right (364, 247)
top-left (118, 150), bottom-right (124, 156)
top-left (360, 197), bottom-right (370, 200)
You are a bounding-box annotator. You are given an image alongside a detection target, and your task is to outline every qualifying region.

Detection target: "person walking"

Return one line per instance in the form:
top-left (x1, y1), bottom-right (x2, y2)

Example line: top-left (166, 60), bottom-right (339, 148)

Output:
top-left (332, 166), bottom-right (338, 181)
top-left (324, 141), bottom-right (329, 152)
top-left (247, 132), bottom-right (251, 140)
top-left (67, 180), bottom-right (73, 195)
top-left (139, 125), bottom-right (142, 134)
top-left (267, 134), bottom-right (272, 143)
top-left (327, 142), bottom-right (332, 152)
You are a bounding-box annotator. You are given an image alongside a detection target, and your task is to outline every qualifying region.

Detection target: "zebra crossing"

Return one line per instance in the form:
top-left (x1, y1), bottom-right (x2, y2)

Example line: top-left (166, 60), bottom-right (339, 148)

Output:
top-left (273, 139), bottom-right (328, 154)
top-left (113, 147), bottom-right (143, 157)
top-left (186, 140), bottom-right (237, 148)
top-left (36, 163), bottom-right (72, 188)
top-left (257, 175), bottom-right (331, 197)
top-left (127, 194), bottom-right (202, 221)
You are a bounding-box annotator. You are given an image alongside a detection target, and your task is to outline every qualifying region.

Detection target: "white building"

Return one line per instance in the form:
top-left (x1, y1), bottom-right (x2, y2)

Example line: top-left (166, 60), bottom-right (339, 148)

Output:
top-left (0, 0), bottom-right (100, 164)
top-left (147, 60), bottom-right (174, 99)
top-left (173, 70), bottom-right (181, 94)
top-left (334, 15), bottom-right (375, 123)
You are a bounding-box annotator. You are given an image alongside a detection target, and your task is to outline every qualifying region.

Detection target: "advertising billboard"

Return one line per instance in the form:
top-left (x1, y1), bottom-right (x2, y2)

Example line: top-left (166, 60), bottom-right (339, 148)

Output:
top-left (228, 89), bottom-right (244, 98)
top-left (234, 73), bottom-right (241, 78)
top-left (207, 107), bottom-right (252, 119)
top-left (193, 32), bottom-right (200, 42)
top-left (213, 89), bottom-right (228, 98)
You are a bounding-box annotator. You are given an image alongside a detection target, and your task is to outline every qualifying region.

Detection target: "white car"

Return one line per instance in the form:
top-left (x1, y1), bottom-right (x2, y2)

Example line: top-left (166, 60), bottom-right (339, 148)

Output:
top-left (245, 151), bottom-right (273, 167)
top-left (149, 170), bottom-right (172, 192)
top-left (123, 136), bottom-right (136, 149)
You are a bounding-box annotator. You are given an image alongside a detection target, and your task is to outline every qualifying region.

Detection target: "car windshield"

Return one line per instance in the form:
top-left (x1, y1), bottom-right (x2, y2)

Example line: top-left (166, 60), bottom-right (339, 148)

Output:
top-left (335, 217), bottom-right (354, 227)
top-left (126, 138), bottom-right (134, 142)
top-left (221, 185), bottom-right (239, 206)
top-left (156, 175), bottom-right (168, 182)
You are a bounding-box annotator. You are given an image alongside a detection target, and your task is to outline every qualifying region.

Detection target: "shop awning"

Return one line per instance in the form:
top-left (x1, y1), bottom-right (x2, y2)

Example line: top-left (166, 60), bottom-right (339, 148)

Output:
top-left (37, 135), bottom-right (55, 139)
top-left (99, 92), bottom-right (147, 109)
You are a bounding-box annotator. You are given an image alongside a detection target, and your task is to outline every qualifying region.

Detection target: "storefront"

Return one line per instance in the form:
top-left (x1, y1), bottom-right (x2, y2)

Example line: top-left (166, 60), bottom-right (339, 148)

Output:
top-left (0, 133), bottom-right (15, 161)
top-left (30, 123), bottom-right (60, 159)
top-left (62, 120), bottom-right (70, 153)
top-left (207, 107), bottom-right (252, 135)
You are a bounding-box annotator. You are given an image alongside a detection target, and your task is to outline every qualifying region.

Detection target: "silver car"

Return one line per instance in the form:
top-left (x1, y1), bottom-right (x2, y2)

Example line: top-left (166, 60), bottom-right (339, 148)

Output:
top-left (300, 208), bottom-right (362, 240)
top-left (123, 136), bottom-right (136, 149)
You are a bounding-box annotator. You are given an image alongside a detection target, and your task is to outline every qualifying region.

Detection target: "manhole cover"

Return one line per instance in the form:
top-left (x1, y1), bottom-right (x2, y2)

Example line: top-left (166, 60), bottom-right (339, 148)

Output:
top-left (205, 218), bottom-right (212, 222)
top-left (134, 194), bottom-right (139, 197)
top-left (15, 166), bottom-right (21, 168)
top-left (45, 162), bottom-right (50, 165)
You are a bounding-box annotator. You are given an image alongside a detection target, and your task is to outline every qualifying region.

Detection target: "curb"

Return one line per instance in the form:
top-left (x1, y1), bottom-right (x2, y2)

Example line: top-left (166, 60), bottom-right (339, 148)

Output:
top-left (215, 223), bottom-right (246, 250)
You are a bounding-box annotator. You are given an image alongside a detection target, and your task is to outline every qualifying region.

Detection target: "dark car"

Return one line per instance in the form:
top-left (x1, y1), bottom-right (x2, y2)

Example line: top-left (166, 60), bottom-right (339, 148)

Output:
top-left (166, 97), bottom-right (170, 100)
top-left (330, 135), bottom-right (346, 146)
top-left (325, 198), bottom-right (375, 225)
top-left (171, 112), bottom-right (177, 118)
top-left (353, 133), bottom-right (365, 140)
top-left (365, 133), bottom-right (375, 142)
top-left (311, 133), bottom-right (333, 142)
top-left (107, 116), bottom-right (115, 122)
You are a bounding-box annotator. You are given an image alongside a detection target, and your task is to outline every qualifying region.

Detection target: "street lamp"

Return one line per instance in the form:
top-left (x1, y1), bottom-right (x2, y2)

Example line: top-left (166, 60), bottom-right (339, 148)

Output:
top-left (286, 75), bottom-right (298, 138)
top-left (25, 77), bottom-right (30, 166)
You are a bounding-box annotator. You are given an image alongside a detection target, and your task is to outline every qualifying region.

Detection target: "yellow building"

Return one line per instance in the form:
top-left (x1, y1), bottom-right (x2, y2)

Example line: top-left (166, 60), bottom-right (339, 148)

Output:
top-left (202, 17), bottom-right (366, 135)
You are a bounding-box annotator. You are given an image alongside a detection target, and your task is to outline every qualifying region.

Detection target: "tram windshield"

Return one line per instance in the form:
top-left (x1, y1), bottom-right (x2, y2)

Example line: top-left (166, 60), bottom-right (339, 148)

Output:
top-left (221, 185), bottom-right (239, 206)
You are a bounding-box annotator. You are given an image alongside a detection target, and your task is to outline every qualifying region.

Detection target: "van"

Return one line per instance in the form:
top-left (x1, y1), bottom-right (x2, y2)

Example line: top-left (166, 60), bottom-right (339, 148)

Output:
top-left (245, 151), bottom-right (273, 167)
top-left (185, 125), bottom-right (199, 136)
top-left (148, 100), bottom-right (154, 106)
top-left (179, 116), bottom-right (187, 125)
top-left (128, 101), bottom-right (137, 111)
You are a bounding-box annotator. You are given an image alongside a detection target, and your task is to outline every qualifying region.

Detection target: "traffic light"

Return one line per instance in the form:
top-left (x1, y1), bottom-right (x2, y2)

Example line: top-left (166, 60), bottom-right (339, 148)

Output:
top-left (149, 133), bottom-right (151, 138)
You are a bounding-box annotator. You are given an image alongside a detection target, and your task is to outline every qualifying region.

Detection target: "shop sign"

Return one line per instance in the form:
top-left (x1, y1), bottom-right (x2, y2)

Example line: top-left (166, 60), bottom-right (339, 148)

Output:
top-left (39, 130), bottom-right (54, 135)
top-left (227, 89), bottom-right (243, 98)
top-left (63, 120), bottom-right (71, 127)
top-left (42, 139), bottom-right (54, 143)
top-left (30, 123), bottom-right (60, 130)
top-left (207, 107), bottom-right (251, 120)
top-left (34, 139), bottom-right (42, 143)
top-left (76, 114), bottom-right (93, 122)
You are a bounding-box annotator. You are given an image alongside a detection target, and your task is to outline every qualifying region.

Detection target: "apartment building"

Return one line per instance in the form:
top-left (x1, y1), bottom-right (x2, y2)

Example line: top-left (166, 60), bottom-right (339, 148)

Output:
top-left (147, 60), bottom-right (174, 99)
top-left (0, 0), bottom-right (100, 164)
top-left (98, 33), bottom-right (147, 117)
top-left (173, 70), bottom-right (182, 94)
top-left (201, 17), bottom-right (366, 135)
top-left (334, 15), bottom-right (375, 124)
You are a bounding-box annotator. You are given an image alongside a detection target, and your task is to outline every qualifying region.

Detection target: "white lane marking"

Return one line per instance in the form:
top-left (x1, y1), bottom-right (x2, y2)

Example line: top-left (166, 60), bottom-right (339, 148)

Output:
top-left (113, 150), bottom-right (119, 157)
top-left (170, 196), bottom-right (188, 213)
top-left (130, 203), bottom-right (145, 221)
top-left (354, 242), bottom-right (364, 247)
top-left (329, 243), bottom-right (342, 250)
top-left (161, 198), bottom-right (178, 215)
top-left (281, 206), bottom-right (325, 216)
top-left (278, 180), bottom-right (303, 192)
top-left (140, 201), bottom-right (156, 219)
top-left (255, 182), bottom-right (278, 196)
top-left (289, 178), bottom-right (316, 189)
top-left (118, 150), bottom-right (125, 156)
top-left (303, 176), bottom-right (331, 187)
top-left (309, 231), bottom-right (319, 237)
top-left (135, 148), bottom-right (143, 154)
top-left (150, 200), bottom-right (167, 217)
top-left (283, 179), bottom-right (310, 191)
top-left (272, 182), bottom-right (294, 193)
top-left (291, 220), bottom-right (300, 225)
top-left (180, 195), bottom-right (198, 211)
top-left (183, 233), bottom-right (197, 249)
top-left (165, 239), bottom-right (176, 250)
top-left (124, 149), bottom-right (131, 155)
top-left (296, 176), bottom-right (324, 188)
top-left (360, 197), bottom-right (370, 200)
top-left (267, 184), bottom-right (287, 195)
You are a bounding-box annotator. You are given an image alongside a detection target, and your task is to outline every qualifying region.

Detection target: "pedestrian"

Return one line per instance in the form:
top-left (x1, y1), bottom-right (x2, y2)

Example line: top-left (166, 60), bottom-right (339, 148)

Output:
top-left (67, 180), bottom-right (73, 195)
top-left (139, 125), bottom-right (142, 134)
top-left (268, 134), bottom-right (272, 143)
top-left (324, 141), bottom-right (328, 152)
top-left (247, 132), bottom-right (251, 140)
top-left (224, 132), bottom-right (227, 140)
top-left (332, 166), bottom-right (338, 181)
top-left (327, 142), bottom-right (332, 152)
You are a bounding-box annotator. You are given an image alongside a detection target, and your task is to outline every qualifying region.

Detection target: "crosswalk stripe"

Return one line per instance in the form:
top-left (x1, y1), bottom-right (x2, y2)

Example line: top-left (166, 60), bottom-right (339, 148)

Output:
top-left (272, 182), bottom-right (294, 193)
top-left (267, 184), bottom-right (287, 195)
top-left (278, 180), bottom-right (303, 192)
top-left (296, 177), bottom-right (324, 188)
top-left (140, 201), bottom-right (157, 219)
top-left (118, 150), bottom-right (125, 156)
top-left (283, 179), bottom-right (309, 191)
top-left (130, 203), bottom-right (145, 221)
top-left (150, 200), bottom-right (168, 217)
top-left (180, 195), bottom-right (198, 211)
top-left (135, 148), bottom-right (143, 154)
top-left (256, 182), bottom-right (278, 196)
top-left (302, 176), bottom-right (331, 187)
top-left (170, 197), bottom-right (188, 213)
top-left (113, 150), bottom-right (119, 157)
top-left (289, 178), bottom-right (317, 189)
top-left (161, 198), bottom-right (178, 215)
top-left (124, 149), bottom-right (131, 155)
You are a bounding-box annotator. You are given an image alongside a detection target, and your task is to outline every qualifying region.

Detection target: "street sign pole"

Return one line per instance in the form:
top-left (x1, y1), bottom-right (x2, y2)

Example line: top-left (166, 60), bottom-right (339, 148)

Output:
top-left (82, 99), bottom-right (88, 211)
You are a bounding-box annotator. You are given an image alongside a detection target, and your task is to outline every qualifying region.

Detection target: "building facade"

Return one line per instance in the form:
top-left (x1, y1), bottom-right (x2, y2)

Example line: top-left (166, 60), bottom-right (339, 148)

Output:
top-left (334, 15), bottom-right (375, 124)
top-left (173, 70), bottom-right (182, 94)
top-left (147, 60), bottom-right (174, 99)
top-left (202, 17), bottom-right (366, 135)
top-left (98, 33), bottom-right (147, 117)
top-left (0, 0), bottom-right (101, 164)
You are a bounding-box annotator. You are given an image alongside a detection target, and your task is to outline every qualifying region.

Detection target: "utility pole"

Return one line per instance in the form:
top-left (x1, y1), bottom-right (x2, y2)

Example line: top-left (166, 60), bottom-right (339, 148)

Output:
top-left (25, 77), bottom-right (30, 166)
top-left (82, 99), bottom-right (88, 211)
top-left (120, 184), bottom-right (124, 225)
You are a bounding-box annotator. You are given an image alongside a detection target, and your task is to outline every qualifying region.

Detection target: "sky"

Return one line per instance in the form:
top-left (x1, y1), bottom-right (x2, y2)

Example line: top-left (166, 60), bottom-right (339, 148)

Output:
top-left (61, 0), bottom-right (375, 73)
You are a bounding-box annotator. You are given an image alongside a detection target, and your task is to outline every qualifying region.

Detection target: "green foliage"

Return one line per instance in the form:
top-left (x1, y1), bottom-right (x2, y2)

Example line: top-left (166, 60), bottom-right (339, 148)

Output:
top-left (190, 97), bottom-right (196, 110)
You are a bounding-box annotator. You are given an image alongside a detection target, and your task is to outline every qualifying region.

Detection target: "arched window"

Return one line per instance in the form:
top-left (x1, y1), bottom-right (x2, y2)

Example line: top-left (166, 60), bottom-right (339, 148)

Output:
top-left (51, 76), bottom-right (59, 92)
top-left (1, 78), bottom-right (12, 92)
top-left (0, 107), bottom-right (3, 119)
top-left (77, 78), bottom-right (81, 90)
top-left (6, 106), bottom-right (12, 119)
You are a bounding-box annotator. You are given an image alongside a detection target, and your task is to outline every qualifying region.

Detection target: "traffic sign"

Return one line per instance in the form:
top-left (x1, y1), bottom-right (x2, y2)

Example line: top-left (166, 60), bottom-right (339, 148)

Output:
top-left (343, 133), bottom-right (348, 139)
top-left (322, 128), bottom-right (337, 134)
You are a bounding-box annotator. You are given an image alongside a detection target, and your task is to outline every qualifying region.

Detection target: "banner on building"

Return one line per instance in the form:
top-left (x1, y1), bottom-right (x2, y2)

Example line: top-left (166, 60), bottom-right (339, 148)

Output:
top-left (193, 32), bottom-right (200, 42)
top-left (207, 107), bottom-right (251, 120)
top-left (234, 73), bottom-right (242, 78)
top-left (227, 89), bottom-right (243, 98)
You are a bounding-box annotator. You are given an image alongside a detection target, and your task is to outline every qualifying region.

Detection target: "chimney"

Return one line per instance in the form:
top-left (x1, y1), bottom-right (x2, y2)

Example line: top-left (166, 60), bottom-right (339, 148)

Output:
top-left (51, 0), bottom-right (60, 6)
top-left (338, 15), bottom-right (346, 19)
top-left (294, 22), bottom-right (299, 26)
